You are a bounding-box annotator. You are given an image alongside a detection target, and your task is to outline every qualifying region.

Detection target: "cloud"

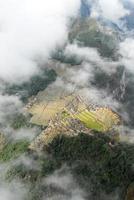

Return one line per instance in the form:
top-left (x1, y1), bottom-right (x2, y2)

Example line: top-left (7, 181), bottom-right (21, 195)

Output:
top-left (65, 44), bottom-right (119, 74)
top-left (79, 87), bottom-right (120, 110)
top-left (0, 181), bottom-right (27, 200)
top-left (42, 166), bottom-right (121, 200)
top-left (43, 167), bottom-right (86, 200)
top-left (119, 38), bottom-right (134, 73)
top-left (118, 125), bottom-right (134, 143)
top-left (0, 0), bottom-right (80, 83)
top-left (13, 154), bottom-right (41, 171)
top-left (65, 63), bottom-right (94, 87)
top-left (48, 43), bottom-right (121, 110)
top-left (91, 0), bottom-right (129, 22)
top-left (0, 93), bottom-right (39, 142)
top-left (124, 0), bottom-right (134, 5)
top-left (0, 94), bottom-right (23, 125)
top-left (3, 127), bottom-right (39, 141)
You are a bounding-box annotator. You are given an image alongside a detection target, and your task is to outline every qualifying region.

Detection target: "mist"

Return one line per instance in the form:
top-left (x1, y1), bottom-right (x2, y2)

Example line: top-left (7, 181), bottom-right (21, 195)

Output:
top-left (0, 0), bottom-right (80, 83)
top-left (0, 1), bottom-right (134, 200)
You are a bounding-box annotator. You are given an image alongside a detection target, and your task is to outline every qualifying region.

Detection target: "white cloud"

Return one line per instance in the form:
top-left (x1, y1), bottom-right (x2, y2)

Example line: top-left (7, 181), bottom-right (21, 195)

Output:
top-left (0, 181), bottom-right (27, 200)
top-left (124, 0), bottom-right (134, 5)
top-left (65, 44), bottom-right (102, 63)
top-left (10, 127), bottom-right (39, 141)
top-left (119, 38), bottom-right (134, 73)
top-left (65, 44), bottom-right (119, 74)
top-left (0, 0), bottom-right (80, 83)
top-left (79, 87), bottom-right (120, 110)
top-left (44, 167), bottom-right (86, 200)
top-left (0, 94), bottom-right (23, 124)
top-left (65, 63), bottom-right (93, 87)
top-left (91, 0), bottom-right (129, 22)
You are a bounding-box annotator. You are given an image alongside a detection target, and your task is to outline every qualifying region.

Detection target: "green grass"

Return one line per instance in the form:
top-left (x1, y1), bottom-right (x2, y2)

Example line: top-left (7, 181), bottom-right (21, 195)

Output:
top-left (75, 111), bottom-right (104, 132)
top-left (0, 140), bottom-right (29, 162)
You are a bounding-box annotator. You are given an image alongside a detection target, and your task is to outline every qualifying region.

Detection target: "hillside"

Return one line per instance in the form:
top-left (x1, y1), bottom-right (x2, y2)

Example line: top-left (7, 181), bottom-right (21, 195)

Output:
top-left (0, 6), bottom-right (134, 200)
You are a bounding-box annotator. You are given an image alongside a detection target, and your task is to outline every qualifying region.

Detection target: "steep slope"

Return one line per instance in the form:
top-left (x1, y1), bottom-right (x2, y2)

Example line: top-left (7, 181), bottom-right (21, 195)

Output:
top-left (69, 18), bottom-right (119, 58)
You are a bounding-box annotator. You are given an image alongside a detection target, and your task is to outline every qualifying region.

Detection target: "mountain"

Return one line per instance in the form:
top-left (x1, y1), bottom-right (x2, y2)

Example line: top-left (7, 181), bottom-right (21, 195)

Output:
top-left (122, 0), bottom-right (134, 30)
top-left (80, 0), bottom-right (91, 18)
top-left (80, 0), bottom-right (134, 34)
top-left (0, 3), bottom-right (134, 200)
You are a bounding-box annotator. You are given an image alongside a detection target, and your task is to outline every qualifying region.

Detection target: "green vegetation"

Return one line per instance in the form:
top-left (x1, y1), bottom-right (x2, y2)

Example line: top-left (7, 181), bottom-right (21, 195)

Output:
top-left (6, 154), bottom-right (61, 200)
top-left (51, 48), bottom-right (82, 65)
top-left (6, 154), bottom-right (61, 182)
top-left (69, 19), bottom-right (118, 58)
top-left (5, 69), bottom-right (57, 102)
top-left (75, 30), bottom-right (117, 57)
top-left (6, 163), bottom-right (41, 182)
top-left (75, 110), bottom-right (105, 132)
top-left (4, 132), bottom-right (134, 199)
top-left (0, 16), bottom-right (133, 200)
top-left (0, 140), bottom-right (29, 162)
top-left (10, 114), bottom-right (32, 130)
top-left (47, 133), bottom-right (134, 196)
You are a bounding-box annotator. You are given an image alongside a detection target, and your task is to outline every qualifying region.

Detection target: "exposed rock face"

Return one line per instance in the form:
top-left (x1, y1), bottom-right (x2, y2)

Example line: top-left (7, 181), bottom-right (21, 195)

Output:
top-left (126, 183), bottom-right (134, 200)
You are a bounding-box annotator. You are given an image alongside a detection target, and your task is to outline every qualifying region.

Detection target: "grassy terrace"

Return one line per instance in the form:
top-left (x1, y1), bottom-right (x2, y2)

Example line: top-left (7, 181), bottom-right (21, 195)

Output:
top-left (74, 110), bottom-right (105, 131)
top-left (27, 95), bottom-right (120, 133)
